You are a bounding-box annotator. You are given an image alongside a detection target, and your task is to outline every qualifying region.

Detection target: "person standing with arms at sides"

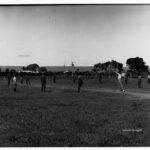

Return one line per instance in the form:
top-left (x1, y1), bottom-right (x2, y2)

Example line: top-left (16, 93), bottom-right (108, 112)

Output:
top-left (73, 74), bottom-right (76, 84)
top-left (124, 73), bottom-right (128, 84)
top-left (13, 75), bottom-right (17, 92)
top-left (138, 72), bottom-right (142, 88)
top-left (98, 73), bottom-right (102, 83)
top-left (7, 72), bottom-right (11, 86)
top-left (53, 73), bottom-right (56, 83)
top-left (20, 74), bottom-right (23, 84)
top-left (147, 73), bottom-right (150, 84)
top-left (114, 70), bottom-right (125, 92)
top-left (41, 73), bottom-right (46, 92)
top-left (26, 76), bottom-right (31, 86)
top-left (77, 74), bottom-right (83, 93)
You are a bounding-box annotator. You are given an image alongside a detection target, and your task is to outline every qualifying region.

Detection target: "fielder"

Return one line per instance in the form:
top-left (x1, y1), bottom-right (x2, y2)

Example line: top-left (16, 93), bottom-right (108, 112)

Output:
top-left (114, 71), bottom-right (125, 92)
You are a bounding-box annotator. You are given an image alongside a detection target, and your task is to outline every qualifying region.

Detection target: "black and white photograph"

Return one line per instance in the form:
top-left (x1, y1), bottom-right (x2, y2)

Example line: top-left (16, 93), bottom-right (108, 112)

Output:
top-left (0, 2), bottom-right (150, 147)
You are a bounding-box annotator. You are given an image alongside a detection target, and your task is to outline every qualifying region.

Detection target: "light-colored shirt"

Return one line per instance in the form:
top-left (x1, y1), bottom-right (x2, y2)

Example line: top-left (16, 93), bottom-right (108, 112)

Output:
top-left (115, 72), bottom-right (122, 79)
top-left (13, 76), bottom-right (17, 83)
top-left (118, 73), bottom-right (122, 79)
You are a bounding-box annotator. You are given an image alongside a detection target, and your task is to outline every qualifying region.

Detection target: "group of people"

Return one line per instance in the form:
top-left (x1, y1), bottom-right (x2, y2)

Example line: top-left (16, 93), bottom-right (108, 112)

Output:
top-left (114, 70), bottom-right (150, 93)
top-left (7, 70), bottom-right (150, 93)
top-left (6, 73), bottom-right (84, 93)
top-left (7, 74), bottom-right (31, 92)
top-left (40, 73), bottom-right (84, 93)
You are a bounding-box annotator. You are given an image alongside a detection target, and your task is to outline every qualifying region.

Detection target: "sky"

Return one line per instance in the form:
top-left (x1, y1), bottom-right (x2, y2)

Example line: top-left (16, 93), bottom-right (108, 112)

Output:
top-left (0, 5), bottom-right (150, 67)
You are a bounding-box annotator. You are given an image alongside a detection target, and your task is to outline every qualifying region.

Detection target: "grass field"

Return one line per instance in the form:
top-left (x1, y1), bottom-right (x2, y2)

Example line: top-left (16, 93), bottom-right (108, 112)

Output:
top-left (0, 76), bottom-right (150, 146)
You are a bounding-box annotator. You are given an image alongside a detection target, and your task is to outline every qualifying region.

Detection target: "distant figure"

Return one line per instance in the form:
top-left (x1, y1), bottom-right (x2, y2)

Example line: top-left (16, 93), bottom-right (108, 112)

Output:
top-left (138, 73), bottom-right (142, 88)
top-left (115, 71), bottom-right (125, 92)
top-left (78, 74), bottom-right (83, 93)
top-left (98, 73), bottom-right (102, 83)
top-left (20, 75), bottom-right (23, 84)
top-left (13, 75), bottom-right (17, 92)
top-left (148, 73), bottom-right (150, 84)
top-left (53, 74), bottom-right (56, 83)
top-left (124, 73), bottom-right (128, 84)
top-left (73, 74), bottom-right (76, 84)
top-left (7, 72), bottom-right (11, 86)
top-left (26, 76), bottom-right (31, 86)
top-left (41, 74), bottom-right (46, 92)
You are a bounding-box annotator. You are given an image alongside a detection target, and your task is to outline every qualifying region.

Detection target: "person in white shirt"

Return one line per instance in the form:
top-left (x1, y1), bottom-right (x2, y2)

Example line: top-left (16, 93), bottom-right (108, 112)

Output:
top-left (13, 75), bottom-right (17, 92)
top-left (114, 71), bottom-right (125, 92)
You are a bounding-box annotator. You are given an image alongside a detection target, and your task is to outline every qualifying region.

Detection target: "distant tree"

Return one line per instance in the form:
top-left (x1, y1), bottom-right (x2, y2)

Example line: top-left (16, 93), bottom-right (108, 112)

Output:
top-left (23, 64), bottom-right (39, 72)
top-left (126, 57), bottom-right (148, 73)
top-left (94, 62), bottom-right (110, 71)
top-left (111, 60), bottom-right (123, 71)
top-left (94, 60), bottom-right (123, 72)
top-left (39, 67), bottom-right (47, 73)
top-left (22, 66), bottom-right (27, 71)
top-left (94, 63), bottom-right (102, 70)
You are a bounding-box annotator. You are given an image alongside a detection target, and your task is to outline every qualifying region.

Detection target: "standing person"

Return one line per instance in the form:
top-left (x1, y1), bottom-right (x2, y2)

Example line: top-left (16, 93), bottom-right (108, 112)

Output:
top-left (53, 74), bottom-right (56, 83)
top-left (41, 74), bottom-right (46, 92)
top-left (138, 73), bottom-right (142, 88)
top-left (13, 75), bottom-right (17, 92)
top-left (98, 73), bottom-right (102, 83)
top-left (7, 72), bottom-right (11, 86)
top-left (147, 73), bottom-right (150, 84)
top-left (114, 71), bottom-right (125, 92)
top-left (77, 74), bottom-right (83, 93)
top-left (20, 74), bottom-right (23, 84)
top-left (26, 76), bottom-right (31, 86)
top-left (73, 74), bottom-right (76, 84)
top-left (124, 73), bottom-right (128, 84)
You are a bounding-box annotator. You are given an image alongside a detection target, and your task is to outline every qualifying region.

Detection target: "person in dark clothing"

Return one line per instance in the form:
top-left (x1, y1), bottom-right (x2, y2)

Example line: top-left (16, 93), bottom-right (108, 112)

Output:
top-left (78, 74), bottom-right (83, 93)
top-left (53, 74), bottom-right (56, 83)
top-left (26, 76), bottom-right (31, 86)
top-left (41, 74), bottom-right (46, 92)
top-left (20, 75), bottom-right (23, 84)
top-left (124, 74), bottom-right (128, 84)
top-left (7, 72), bottom-right (11, 86)
top-left (73, 74), bottom-right (76, 84)
top-left (138, 73), bottom-right (142, 88)
top-left (148, 73), bottom-right (150, 84)
top-left (98, 73), bottom-right (102, 83)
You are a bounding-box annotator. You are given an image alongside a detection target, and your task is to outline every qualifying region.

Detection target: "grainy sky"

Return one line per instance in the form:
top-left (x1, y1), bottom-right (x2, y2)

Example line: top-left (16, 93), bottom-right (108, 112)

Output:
top-left (0, 5), bottom-right (150, 66)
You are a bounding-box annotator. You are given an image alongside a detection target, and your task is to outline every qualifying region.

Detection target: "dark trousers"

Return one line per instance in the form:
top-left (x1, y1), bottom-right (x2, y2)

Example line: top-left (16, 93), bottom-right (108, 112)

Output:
top-left (20, 79), bottom-right (23, 84)
top-left (41, 83), bottom-right (46, 92)
top-left (8, 79), bottom-right (10, 86)
top-left (26, 79), bottom-right (30, 85)
top-left (53, 78), bottom-right (56, 83)
top-left (78, 84), bottom-right (82, 93)
top-left (99, 76), bottom-right (102, 83)
top-left (73, 78), bottom-right (76, 84)
top-left (14, 83), bottom-right (17, 92)
top-left (125, 78), bottom-right (128, 84)
top-left (138, 81), bottom-right (141, 88)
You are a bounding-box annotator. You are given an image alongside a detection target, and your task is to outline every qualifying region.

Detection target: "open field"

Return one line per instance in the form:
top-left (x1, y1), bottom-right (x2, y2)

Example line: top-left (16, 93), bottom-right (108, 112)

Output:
top-left (0, 77), bottom-right (150, 146)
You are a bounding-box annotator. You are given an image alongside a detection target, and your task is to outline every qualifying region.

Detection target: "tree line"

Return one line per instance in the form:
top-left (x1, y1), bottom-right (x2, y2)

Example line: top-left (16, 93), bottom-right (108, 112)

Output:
top-left (94, 57), bottom-right (149, 75)
top-left (0, 57), bottom-right (148, 77)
